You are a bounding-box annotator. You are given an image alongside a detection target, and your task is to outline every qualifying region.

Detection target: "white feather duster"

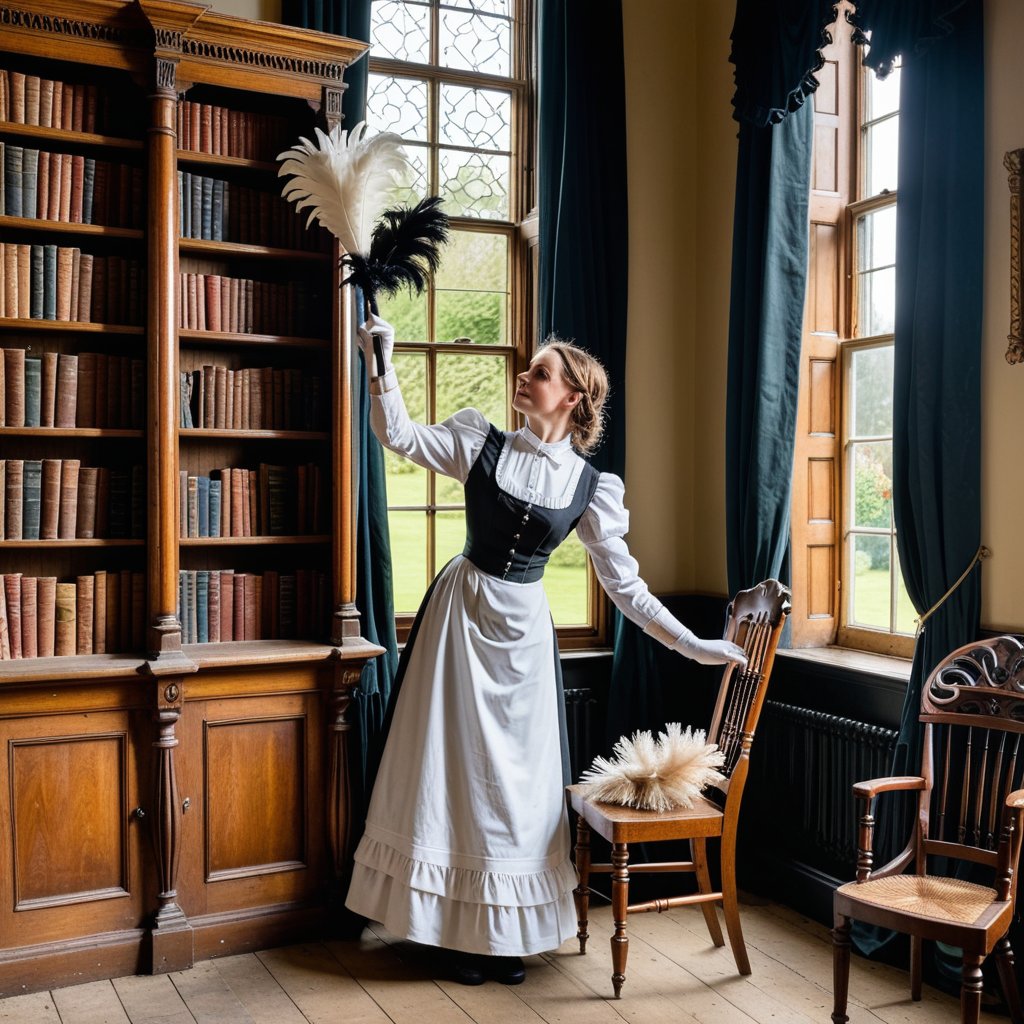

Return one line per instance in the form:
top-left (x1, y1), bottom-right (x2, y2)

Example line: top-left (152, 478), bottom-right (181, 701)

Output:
top-left (277, 120), bottom-right (407, 254)
top-left (579, 723), bottom-right (725, 812)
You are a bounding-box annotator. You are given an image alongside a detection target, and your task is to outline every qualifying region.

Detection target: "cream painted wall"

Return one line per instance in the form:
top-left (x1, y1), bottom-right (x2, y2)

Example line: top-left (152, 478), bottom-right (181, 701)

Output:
top-left (621, 1), bottom-right (699, 593)
top-left (981, 0), bottom-right (1024, 632)
top-left (205, 0), bottom-right (280, 24)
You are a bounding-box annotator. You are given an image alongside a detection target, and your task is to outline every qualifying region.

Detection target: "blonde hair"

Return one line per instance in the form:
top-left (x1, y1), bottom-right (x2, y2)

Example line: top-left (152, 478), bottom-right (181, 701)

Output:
top-left (541, 336), bottom-right (609, 457)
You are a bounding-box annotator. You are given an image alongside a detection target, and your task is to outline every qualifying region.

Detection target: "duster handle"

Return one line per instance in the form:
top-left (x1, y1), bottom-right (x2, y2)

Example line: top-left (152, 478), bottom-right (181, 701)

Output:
top-left (367, 290), bottom-right (387, 378)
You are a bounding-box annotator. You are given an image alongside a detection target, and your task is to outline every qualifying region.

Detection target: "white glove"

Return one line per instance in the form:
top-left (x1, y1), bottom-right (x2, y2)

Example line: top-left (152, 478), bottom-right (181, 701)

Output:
top-left (672, 625), bottom-right (748, 669)
top-left (357, 313), bottom-right (396, 377)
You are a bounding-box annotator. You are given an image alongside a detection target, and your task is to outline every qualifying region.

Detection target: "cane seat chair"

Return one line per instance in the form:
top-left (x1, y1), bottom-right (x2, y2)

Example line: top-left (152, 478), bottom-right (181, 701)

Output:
top-left (567, 578), bottom-right (791, 998)
top-left (832, 635), bottom-right (1024, 1024)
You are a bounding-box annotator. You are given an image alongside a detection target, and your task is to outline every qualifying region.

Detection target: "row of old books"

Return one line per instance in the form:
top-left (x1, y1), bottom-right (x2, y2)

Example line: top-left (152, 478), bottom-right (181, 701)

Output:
top-left (177, 568), bottom-right (328, 644)
top-left (1, 348), bottom-right (145, 429)
top-left (177, 170), bottom-right (327, 251)
top-left (2, 144), bottom-right (144, 227)
top-left (179, 364), bottom-right (323, 432)
top-left (1, 459), bottom-right (143, 541)
top-left (177, 272), bottom-right (320, 336)
top-left (0, 70), bottom-right (105, 133)
top-left (1, 243), bottom-right (144, 324)
top-left (176, 101), bottom-right (290, 162)
top-left (0, 570), bottom-right (145, 659)
top-left (178, 463), bottom-right (324, 539)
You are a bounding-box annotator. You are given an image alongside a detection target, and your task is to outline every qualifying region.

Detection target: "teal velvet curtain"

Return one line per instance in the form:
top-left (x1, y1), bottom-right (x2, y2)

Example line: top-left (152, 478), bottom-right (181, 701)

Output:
top-left (280, 0), bottom-right (399, 813)
top-left (725, 102), bottom-right (813, 596)
top-left (538, 0), bottom-right (644, 747)
top-left (853, 0), bottom-right (984, 956)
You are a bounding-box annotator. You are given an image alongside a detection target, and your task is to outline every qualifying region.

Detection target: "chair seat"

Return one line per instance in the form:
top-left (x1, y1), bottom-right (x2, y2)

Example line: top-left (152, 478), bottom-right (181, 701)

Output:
top-left (566, 783), bottom-right (724, 844)
top-left (837, 874), bottom-right (999, 926)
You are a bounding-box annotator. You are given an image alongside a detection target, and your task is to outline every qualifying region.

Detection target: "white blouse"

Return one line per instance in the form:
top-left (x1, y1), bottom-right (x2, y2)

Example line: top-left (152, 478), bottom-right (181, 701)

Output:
top-left (369, 368), bottom-right (689, 649)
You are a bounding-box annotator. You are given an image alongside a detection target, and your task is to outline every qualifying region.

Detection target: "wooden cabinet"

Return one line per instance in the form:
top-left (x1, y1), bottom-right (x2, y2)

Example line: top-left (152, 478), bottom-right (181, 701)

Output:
top-left (0, 0), bottom-right (381, 993)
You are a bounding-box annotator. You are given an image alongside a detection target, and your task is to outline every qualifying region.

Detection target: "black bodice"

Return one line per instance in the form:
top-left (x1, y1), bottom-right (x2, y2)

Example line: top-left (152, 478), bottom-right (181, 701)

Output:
top-left (462, 424), bottom-right (600, 584)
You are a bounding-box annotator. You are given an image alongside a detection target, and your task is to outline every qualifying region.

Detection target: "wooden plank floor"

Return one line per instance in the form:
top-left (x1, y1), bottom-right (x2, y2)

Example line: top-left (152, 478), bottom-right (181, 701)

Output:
top-left (0, 898), bottom-right (991, 1024)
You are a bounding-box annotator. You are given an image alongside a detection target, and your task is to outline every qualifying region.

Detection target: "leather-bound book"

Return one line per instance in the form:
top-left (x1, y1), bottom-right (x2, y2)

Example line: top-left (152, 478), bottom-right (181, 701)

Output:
top-left (42, 243), bottom-right (56, 320)
top-left (5, 459), bottom-right (23, 540)
top-left (207, 570), bottom-right (220, 643)
top-left (262, 569), bottom-right (278, 639)
top-left (54, 581), bottom-right (76, 656)
top-left (76, 575), bottom-right (94, 654)
top-left (36, 576), bottom-right (55, 657)
top-left (240, 368), bottom-right (250, 429)
top-left (4, 144), bottom-right (22, 216)
top-left (57, 458), bottom-right (80, 539)
top-left (4, 347), bottom-right (25, 426)
top-left (35, 151), bottom-right (49, 219)
top-left (250, 369), bottom-right (263, 430)
top-left (21, 148), bottom-right (38, 223)
top-left (93, 159), bottom-right (108, 226)
top-left (0, 573), bottom-right (9, 659)
top-left (46, 147), bottom-right (61, 220)
top-left (76, 350), bottom-right (95, 426)
top-left (92, 570), bottom-right (106, 654)
top-left (49, 77), bottom-right (62, 131)
top-left (131, 572), bottom-right (144, 650)
top-left (200, 103), bottom-right (213, 153)
top-left (56, 245), bottom-right (74, 321)
top-left (246, 469), bottom-right (257, 537)
top-left (218, 468), bottom-right (231, 537)
top-left (21, 459), bottom-right (41, 540)
top-left (219, 569), bottom-right (234, 642)
top-left (296, 568), bottom-right (310, 639)
top-left (82, 157), bottom-right (95, 224)
top-left (196, 570), bottom-right (208, 643)
top-left (186, 570), bottom-right (197, 645)
top-left (38, 79), bottom-right (53, 128)
top-left (23, 356), bottom-right (40, 426)
top-left (16, 243), bottom-right (30, 319)
top-left (186, 475), bottom-right (198, 538)
top-left (76, 465), bottom-right (98, 538)
top-left (20, 576), bottom-right (37, 658)
top-left (4, 575), bottom-right (23, 658)
top-left (40, 351), bottom-right (57, 426)
top-left (70, 249), bottom-right (80, 323)
top-left (29, 245), bottom-right (43, 320)
top-left (3, 242), bottom-right (18, 316)
top-left (214, 365), bottom-right (227, 428)
top-left (105, 570), bottom-right (119, 651)
top-left (252, 575), bottom-right (262, 640)
top-left (77, 252), bottom-right (93, 323)
top-left (230, 468), bottom-right (244, 537)
top-left (119, 569), bottom-right (132, 650)
top-left (40, 459), bottom-right (61, 538)
top-left (205, 277), bottom-right (221, 332)
top-left (0, 347), bottom-right (5, 429)
top-left (278, 573), bottom-right (295, 640)
top-left (95, 466), bottom-right (110, 538)
top-left (55, 353), bottom-right (78, 427)
top-left (84, 84), bottom-right (97, 133)
top-left (58, 153), bottom-right (72, 221)
top-left (0, 462), bottom-right (5, 538)
top-left (70, 154), bottom-right (84, 223)
top-left (93, 351), bottom-right (107, 428)
top-left (71, 84), bottom-right (84, 132)
top-left (232, 572), bottom-right (245, 640)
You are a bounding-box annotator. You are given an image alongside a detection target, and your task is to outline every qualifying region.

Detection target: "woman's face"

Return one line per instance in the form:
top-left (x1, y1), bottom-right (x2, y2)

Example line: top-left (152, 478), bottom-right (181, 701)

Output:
top-left (513, 349), bottom-right (579, 420)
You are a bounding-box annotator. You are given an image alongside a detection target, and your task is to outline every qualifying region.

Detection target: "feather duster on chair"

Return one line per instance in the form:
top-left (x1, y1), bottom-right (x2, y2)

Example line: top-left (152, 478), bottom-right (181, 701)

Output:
top-left (278, 122), bottom-right (450, 376)
top-left (579, 723), bottom-right (725, 812)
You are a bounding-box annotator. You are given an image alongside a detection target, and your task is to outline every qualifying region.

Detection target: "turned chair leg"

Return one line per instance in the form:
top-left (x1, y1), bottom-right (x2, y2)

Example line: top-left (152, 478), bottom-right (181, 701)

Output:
top-left (831, 914), bottom-right (852, 1024)
top-left (911, 934), bottom-right (922, 1001)
top-left (961, 952), bottom-right (985, 1024)
top-left (995, 934), bottom-right (1024, 1024)
top-left (572, 816), bottom-right (591, 954)
top-left (720, 831), bottom-right (751, 975)
top-left (692, 837), bottom-right (725, 947)
top-left (610, 842), bottom-right (629, 998)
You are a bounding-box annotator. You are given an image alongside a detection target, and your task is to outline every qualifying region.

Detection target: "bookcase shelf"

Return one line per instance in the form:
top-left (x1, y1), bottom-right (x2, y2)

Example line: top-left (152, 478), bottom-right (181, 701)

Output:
top-left (177, 329), bottom-right (329, 351)
top-left (0, 121), bottom-right (143, 152)
top-left (0, 427), bottom-right (143, 438)
top-left (0, 216), bottom-right (143, 240)
top-left (0, 538), bottom-right (145, 548)
top-left (179, 428), bottom-right (329, 441)
top-left (0, 318), bottom-right (144, 335)
top-left (179, 535), bottom-right (330, 546)
top-left (176, 150), bottom-right (277, 174)
top-left (178, 238), bottom-right (332, 262)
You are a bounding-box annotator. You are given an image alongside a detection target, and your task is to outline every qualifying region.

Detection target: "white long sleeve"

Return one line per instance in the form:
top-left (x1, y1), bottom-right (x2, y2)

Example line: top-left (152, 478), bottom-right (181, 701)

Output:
top-left (575, 472), bottom-right (692, 649)
top-left (369, 368), bottom-right (489, 482)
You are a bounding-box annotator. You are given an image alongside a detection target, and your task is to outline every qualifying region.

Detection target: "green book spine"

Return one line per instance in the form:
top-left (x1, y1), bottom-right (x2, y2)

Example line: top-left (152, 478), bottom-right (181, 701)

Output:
top-left (22, 459), bottom-right (42, 540)
top-left (23, 356), bottom-right (41, 426)
top-left (42, 244), bottom-right (57, 319)
top-left (209, 478), bottom-right (221, 537)
top-left (196, 570), bottom-right (209, 643)
top-left (30, 244), bottom-right (43, 319)
top-left (21, 148), bottom-right (38, 221)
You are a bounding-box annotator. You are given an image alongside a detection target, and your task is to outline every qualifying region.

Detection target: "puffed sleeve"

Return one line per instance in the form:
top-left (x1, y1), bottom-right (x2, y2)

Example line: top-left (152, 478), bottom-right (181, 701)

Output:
top-left (575, 472), bottom-right (692, 649)
top-left (369, 367), bottom-right (489, 482)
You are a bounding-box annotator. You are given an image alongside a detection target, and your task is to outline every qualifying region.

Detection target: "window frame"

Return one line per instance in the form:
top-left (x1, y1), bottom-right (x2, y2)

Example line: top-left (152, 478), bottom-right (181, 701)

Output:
top-left (368, 0), bottom-right (606, 647)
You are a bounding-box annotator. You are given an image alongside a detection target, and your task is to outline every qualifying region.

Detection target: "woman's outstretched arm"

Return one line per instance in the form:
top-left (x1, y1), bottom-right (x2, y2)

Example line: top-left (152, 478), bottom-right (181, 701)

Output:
top-left (576, 473), bottom-right (747, 667)
top-left (359, 314), bottom-right (488, 482)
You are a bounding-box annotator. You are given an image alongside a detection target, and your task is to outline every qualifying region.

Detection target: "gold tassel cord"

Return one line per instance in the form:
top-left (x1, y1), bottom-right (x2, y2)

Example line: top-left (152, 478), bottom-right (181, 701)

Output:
top-left (914, 545), bottom-right (991, 638)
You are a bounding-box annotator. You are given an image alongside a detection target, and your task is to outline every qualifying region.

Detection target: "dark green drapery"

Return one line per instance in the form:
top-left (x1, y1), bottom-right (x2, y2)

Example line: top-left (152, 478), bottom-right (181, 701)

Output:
top-left (724, 101), bottom-right (813, 597)
top-left (281, 0), bottom-right (399, 815)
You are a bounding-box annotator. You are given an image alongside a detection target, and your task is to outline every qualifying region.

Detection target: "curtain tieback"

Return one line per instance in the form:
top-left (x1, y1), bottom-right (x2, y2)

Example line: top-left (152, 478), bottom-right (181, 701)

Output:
top-left (915, 545), bottom-right (991, 637)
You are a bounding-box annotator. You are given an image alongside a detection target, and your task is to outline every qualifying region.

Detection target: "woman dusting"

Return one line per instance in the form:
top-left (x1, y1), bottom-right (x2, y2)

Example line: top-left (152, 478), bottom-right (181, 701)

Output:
top-left (345, 314), bottom-right (747, 985)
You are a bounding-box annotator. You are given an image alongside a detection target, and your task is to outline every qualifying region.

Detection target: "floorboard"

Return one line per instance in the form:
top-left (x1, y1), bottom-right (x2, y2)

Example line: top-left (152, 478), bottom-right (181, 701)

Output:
top-left (0, 898), bottom-right (999, 1024)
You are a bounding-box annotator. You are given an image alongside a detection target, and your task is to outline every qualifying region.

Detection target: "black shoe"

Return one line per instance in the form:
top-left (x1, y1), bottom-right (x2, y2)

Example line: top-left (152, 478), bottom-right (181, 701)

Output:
top-left (486, 955), bottom-right (526, 985)
top-left (444, 950), bottom-right (486, 986)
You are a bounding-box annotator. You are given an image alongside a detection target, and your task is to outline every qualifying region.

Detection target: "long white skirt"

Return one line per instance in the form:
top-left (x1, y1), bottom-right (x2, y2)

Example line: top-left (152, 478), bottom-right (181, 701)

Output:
top-left (345, 555), bottom-right (578, 955)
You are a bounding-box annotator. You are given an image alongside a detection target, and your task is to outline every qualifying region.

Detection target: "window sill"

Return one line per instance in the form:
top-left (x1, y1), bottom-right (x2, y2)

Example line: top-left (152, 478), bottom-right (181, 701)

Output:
top-left (777, 645), bottom-right (913, 683)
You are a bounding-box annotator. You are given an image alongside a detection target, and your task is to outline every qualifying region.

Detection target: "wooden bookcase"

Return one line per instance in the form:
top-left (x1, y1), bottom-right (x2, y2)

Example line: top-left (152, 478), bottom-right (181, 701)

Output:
top-left (0, 0), bottom-right (382, 993)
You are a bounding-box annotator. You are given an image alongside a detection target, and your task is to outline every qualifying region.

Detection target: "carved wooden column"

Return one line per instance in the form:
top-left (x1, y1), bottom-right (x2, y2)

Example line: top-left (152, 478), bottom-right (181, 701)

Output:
top-left (1006, 149), bottom-right (1023, 365)
top-left (326, 661), bottom-right (363, 908)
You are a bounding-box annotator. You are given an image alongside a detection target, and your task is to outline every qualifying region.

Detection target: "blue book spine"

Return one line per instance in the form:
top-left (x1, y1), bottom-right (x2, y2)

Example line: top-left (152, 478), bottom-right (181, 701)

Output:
top-left (24, 356), bottom-right (41, 426)
top-left (4, 144), bottom-right (23, 216)
top-left (30, 244), bottom-right (43, 319)
top-left (196, 570), bottom-right (209, 644)
top-left (22, 459), bottom-right (42, 540)
top-left (21, 148), bottom-right (38, 221)
top-left (180, 170), bottom-right (189, 238)
top-left (200, 176), bottom-right (213, 240)
top-left (42, 244), bottom-right (57, 320)
top-left (197, 475), bottom-right (210, 537)
top-left (209, 478), bottom-right (222, 538)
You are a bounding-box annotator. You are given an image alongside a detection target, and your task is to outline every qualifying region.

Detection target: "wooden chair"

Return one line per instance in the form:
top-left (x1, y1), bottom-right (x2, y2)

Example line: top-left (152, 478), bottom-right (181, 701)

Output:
top-left (832, 635), bottom-right (1024, 1024)
top-left (566, 578), bottom-right (791, 998)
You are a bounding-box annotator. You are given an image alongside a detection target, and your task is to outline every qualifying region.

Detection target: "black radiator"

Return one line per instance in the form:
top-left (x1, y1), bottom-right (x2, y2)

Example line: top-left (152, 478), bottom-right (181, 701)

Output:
top-left (564, 687), bottom-right (597, 783)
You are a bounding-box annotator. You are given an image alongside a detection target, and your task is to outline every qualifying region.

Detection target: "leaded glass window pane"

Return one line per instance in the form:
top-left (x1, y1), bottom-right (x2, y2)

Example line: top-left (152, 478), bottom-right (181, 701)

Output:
top-left (440, 149), bottom-right (510, 219)
top-left (367, 74), bottom-right (429, 141)
top-left (439, 84), bottom-right (512, 151)
top-left (371, 0), bottom-right (431, 64)
top-left (439, 6), bottom-right (511, 75)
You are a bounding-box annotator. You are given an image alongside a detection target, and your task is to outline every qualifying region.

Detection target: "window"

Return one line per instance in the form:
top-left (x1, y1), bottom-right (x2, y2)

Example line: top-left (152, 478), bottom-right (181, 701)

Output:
top-left (366, 0), bottom-right (595, 640)
top-left (791, 11), bottom-right (914, 656)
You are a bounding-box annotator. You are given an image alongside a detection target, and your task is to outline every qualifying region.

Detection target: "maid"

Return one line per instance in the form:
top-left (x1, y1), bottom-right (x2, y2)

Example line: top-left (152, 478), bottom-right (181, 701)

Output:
top-left (345, 313), bottom-right (747, 985)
